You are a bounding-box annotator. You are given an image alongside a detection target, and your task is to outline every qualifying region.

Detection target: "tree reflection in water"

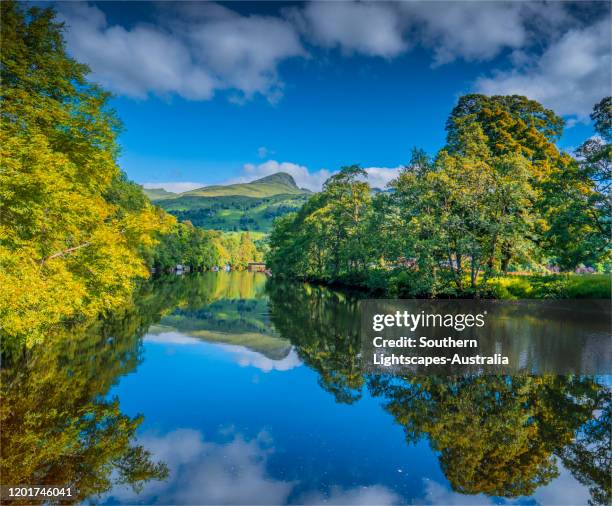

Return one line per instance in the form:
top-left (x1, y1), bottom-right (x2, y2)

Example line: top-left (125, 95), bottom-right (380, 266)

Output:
top-left (0, 272), bottom-right (273, 504)
top-left (0, 281), bottom-right (177, 504)
top-left (267, 279), bottom-right (611, 505)
top-left (1, 274), bottom-right (609, 505)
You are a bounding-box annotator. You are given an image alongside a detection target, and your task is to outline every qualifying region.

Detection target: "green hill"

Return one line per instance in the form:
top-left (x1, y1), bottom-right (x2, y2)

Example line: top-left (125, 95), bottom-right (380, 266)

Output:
top-left (148, 172), bottom-right (311, 232)
top-left (142, 187), bottom-right (176, 200)
top-left (181, 173), bottom-right (309, 198)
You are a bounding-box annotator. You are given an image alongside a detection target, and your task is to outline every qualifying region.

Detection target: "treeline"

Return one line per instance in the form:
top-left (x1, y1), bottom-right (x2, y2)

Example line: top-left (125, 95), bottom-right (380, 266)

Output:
top-left (268, 95), bottom-right (610, 297)
top-left (148, 223), bottom-right (262, 272)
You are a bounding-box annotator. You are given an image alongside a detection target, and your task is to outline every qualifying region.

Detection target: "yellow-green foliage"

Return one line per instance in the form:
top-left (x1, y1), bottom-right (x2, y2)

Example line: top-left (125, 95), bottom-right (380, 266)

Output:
top-left (486, 274), bottom-right (611, 299)
top-left (151, 224), bottom-right (263, 272)
top-left (0, 2), bottom-right (171, 346)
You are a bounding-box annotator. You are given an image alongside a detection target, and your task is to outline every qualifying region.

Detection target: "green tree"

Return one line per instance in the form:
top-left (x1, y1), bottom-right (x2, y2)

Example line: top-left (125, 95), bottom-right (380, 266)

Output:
top-left (268, 94), bottom-right (610, 293)
top-left (267, 166), bottom-right (372, 281)
top-left (445, 94), bottom-right (605, 270)
top-left (570, 97), bottom-right (611, 269)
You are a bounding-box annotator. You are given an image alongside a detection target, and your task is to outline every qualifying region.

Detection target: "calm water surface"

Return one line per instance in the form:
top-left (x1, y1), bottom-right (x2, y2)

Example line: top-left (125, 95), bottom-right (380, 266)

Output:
top-left (2, 272), bottom-right (610, 505)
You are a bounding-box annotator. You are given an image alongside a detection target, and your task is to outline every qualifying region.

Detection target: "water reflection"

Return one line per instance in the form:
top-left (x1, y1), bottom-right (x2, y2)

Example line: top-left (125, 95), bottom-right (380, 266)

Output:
top-left (108, 429), bottom-right (295, 505)
top-left (266, 279), bottom-right (611, 504)
top-left (1, 273), bottom-right (609, 505)
top-left (369, 374), bottom-right (610, 500)
top-left (0, 286), bottom-right (172, 503)
top-left (267, 281), bottom-right (364, 404)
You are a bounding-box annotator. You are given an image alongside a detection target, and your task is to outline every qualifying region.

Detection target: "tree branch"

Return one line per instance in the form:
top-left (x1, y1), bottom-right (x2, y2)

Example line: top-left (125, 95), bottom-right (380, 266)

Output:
top-left (43, 242), bottom-right (91, 263)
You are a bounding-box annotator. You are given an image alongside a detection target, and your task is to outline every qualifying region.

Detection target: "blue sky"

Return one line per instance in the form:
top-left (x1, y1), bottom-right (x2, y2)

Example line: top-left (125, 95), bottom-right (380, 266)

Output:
top-left (54, 1), bottom-right (611, 191)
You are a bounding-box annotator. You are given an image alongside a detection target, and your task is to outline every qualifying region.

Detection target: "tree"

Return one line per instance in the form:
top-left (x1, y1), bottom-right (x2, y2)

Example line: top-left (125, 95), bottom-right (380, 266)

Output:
top-left (0, 2), bottom-right (170, 347)
top-left (446, 94), bottom-right (565, 161)
top-left (445, 94), bottom-right (607, 270)
top-left (392, 129), bottom-right (536, 293)
top-left (267, 94), bottom-right (610, 293)
top-left (267, 166), bottom-right (372, 281)
top-left (569, 97), bottom-right (611, 269)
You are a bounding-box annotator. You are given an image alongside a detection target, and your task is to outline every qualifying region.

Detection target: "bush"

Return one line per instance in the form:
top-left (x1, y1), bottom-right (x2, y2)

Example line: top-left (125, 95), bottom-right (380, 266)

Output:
top-left (486, 274), bottom-right (610, 299)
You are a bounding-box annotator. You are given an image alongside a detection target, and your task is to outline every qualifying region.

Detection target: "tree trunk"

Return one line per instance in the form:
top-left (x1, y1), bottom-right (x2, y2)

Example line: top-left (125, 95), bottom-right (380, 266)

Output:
top-left (500, 242), bottom-right (512, 273)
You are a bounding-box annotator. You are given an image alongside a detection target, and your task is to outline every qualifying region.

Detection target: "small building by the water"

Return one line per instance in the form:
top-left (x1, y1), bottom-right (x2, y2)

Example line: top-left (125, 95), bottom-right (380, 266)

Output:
top-left (247, 262), bottom-right (266, 272)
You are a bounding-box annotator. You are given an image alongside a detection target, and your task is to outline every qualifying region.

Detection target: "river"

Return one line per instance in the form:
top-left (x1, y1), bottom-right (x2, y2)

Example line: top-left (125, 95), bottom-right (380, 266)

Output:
top-left (1, 272), bottom-right (610, 505)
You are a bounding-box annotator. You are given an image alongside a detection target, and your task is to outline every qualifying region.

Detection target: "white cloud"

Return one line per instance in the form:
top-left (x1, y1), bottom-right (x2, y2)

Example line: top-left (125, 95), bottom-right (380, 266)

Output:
top-left (531, 465), bottom-right (592, 506)
top-left (299, 485), bottom-right (401, 505)
top-left (142, 162), bottom-right (401, 194)
top-left (290, 1), bottom-right (608, 118)
top-left (293, 2), bottom-right (408, 58)
top-left (144, 330), bottom-right (302, 372)
top-left (399, 2), bottom-right (528, 66)
top-left (419, 480), bottom-right (501, 505)
top-left (257, 146), bottom-right (270, 158)
top-left (216, 343), bottom-right (303, 372)
top-left (238, 160), bottom-right (332, 191)
top-left (106, 429), bottom-right (296, 505)
top-left (106, 429), bottom-right (404, 505)
top-left (145, 331), bottom-right (201, 346)
top-left (364, 167), bottom-right (402, 190)
top-left (292, 1), bottom-right (576, 65)
top-left (231, 160), bottom-right (400, 192)
top-left (475, 17), bottom-right (611, 120)
top-left (142, 181), bottom-right (203, 193)
top-left (57, 2), bottom-right (305, 102)
top-left (419, 464), bottom-right (591, 506)
top-left (56, 1), bottom-right (607, 120)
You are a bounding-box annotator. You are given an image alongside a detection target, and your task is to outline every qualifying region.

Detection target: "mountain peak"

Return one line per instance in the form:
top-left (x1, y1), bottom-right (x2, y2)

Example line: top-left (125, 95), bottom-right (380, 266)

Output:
top-left (251, 172), bottom-right (298, 188)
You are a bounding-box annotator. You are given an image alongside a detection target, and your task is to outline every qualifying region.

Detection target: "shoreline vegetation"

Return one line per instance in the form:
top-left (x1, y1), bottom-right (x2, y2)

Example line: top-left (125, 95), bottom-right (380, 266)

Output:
top-left (265, 96), bottom-right (611, 299)
top-left (280, 272), bottom-right (611, 300)
top-left (0, 2), bottom-right (609, 350)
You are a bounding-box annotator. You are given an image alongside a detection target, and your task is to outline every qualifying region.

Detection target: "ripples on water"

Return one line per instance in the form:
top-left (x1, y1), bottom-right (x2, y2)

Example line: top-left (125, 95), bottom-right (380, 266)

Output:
top-left (1, 272), bottom-right (610, 505)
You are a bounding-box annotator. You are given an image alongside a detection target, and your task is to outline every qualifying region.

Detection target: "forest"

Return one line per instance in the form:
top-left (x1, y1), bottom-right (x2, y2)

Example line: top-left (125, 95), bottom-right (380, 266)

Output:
top-left (267, 95), bottom-right (611, 298)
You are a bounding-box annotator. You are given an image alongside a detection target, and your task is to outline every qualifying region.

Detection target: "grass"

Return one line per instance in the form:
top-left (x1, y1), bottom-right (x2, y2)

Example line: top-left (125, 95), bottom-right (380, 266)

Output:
top-left (485, 274), bottom-right (610, 299)
top-left (142, 187), bottom-right (176, 200)
top-left (304, 269), bottom-right (611, 299)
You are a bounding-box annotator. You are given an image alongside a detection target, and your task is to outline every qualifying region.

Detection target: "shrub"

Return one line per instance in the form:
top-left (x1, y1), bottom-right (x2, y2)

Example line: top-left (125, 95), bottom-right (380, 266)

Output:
top-left (486, 274), bottom-right (610, 299)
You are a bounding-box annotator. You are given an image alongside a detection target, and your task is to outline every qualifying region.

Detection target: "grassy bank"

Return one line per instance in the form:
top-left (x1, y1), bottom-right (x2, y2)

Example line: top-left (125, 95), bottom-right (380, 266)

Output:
top-left (288, 270), bottom-right (610, 299)
top-left (485, 274), bottom-right (611, 299)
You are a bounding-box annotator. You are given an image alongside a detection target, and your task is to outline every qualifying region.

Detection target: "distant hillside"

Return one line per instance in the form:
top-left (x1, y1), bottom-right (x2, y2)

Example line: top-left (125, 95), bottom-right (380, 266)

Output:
top-left (142, 187), bottom-right (176, 200)
top-left (148, 172), bottom-right (311, 232)
top-left (181, 173), bottom-right (310, 198)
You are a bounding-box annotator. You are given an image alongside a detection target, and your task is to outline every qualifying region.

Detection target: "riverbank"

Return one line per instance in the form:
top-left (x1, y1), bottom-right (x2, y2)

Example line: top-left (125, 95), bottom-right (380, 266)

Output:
top-left (276, 271), bottom-right (611, 299)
